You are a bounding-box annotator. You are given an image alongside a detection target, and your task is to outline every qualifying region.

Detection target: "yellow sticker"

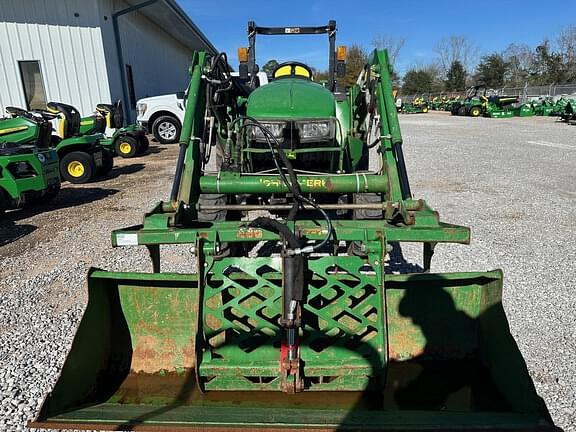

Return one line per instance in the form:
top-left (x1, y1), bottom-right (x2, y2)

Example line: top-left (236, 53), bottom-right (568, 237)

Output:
top-left (237, 228), bottom-right (263, 239)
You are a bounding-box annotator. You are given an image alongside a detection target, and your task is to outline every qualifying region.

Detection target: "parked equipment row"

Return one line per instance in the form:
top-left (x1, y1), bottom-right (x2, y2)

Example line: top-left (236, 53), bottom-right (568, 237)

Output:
top-left (0, 101), bottom-right (148, 215)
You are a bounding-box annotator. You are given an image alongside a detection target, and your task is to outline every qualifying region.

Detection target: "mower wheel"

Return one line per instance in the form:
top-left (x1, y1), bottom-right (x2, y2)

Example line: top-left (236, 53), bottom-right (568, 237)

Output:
top-left (138, 135), bottom-right (150, 153)
top-left (98, 149), bottom-right (114, 175)
top-left (61, 151), bottom-right (95, 184)
top-left (152, 115), bottom-right (181, 144)
top-left (457, 106), bottom-right (467, 116)
top-left (469, 106), bottom-right (482, 117)
top-left (115, 136), bottom-right (140, 158)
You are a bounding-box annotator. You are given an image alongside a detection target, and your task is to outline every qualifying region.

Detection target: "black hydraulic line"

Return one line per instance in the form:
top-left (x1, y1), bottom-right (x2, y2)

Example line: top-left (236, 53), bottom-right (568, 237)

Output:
top-left (393, 142), bottom-right (412, 199)
top-left (170, 142), bottom-right (187, 201)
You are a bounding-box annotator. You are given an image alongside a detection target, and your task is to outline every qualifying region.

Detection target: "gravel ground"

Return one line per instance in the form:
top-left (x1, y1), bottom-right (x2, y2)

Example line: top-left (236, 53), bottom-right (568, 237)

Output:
top-left (0, 114), bottom-right (574, 431)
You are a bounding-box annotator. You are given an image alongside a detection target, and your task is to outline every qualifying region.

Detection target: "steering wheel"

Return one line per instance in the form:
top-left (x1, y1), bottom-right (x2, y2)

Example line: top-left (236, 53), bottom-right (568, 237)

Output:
top-left (272, 61), bottom-right (313, 80)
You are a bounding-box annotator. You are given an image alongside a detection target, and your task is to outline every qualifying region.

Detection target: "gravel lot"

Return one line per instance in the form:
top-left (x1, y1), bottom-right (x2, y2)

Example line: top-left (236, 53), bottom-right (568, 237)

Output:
top-left (0, 114), bottom-right (574, 431)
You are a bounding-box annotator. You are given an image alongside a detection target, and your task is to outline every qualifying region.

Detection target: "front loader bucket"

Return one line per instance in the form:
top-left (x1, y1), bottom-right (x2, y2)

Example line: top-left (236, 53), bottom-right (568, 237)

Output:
top-left (31, 268), bottom-right (556, 431)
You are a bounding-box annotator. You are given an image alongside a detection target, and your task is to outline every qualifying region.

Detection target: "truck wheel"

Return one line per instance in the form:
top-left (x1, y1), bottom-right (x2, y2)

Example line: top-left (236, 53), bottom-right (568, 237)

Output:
top-left (61, 152), bottom-right (95, 184)
top-left (469, 106), bottom-right (482, 117)
top-left (152, 116), bottom-right (181, 144)
top-left (114, 136), bottom-right (140, 158)
top-left (98, 149), bottom-right (114, 175)
top-left (138, 135), bottom-right (150, 153)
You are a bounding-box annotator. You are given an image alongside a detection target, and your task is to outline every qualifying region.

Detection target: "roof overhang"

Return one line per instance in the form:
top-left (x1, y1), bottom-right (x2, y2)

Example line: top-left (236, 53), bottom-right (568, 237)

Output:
top-left (122, 0), bottom-right (217, 55)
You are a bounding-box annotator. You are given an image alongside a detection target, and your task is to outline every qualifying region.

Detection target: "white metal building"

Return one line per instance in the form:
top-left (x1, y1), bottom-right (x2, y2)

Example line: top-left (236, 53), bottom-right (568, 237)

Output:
top-left (0, 0), bottom-right (217, 121)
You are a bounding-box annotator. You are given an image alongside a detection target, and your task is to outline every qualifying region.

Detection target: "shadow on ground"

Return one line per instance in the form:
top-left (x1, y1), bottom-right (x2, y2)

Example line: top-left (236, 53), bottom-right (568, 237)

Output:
top-left (0, 187), bottom-right (119, 247)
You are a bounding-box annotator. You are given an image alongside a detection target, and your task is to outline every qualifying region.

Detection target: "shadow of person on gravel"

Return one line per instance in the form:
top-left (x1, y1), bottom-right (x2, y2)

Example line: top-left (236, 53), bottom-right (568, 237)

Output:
top-left (386, 242), bottom-right (424, 273)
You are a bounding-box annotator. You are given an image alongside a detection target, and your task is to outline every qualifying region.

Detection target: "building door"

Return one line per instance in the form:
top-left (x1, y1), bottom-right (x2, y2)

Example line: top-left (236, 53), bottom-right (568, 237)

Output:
top-left (18, 61), bottom-right (47, 110)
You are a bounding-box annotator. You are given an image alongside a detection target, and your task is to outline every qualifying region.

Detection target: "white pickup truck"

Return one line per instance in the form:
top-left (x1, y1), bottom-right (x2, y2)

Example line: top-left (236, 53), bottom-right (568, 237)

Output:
top-left (136, 72), bottom-right (269, 144)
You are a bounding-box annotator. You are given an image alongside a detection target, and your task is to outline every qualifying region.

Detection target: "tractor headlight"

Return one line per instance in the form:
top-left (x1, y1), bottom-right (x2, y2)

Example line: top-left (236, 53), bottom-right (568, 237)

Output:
top-left (296, 120), bottom-right (335, 142)
top-left (37, 153), bottom-right (46, 163)
top-left (136, 103), bottom-right (147, 117)
top-left (247, 121), bottom-right (286, 142)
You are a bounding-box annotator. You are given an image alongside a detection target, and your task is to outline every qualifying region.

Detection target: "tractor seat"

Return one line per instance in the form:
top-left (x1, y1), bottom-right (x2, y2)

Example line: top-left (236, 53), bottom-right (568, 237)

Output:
top-left (47, 102), bottom-right (81, 138)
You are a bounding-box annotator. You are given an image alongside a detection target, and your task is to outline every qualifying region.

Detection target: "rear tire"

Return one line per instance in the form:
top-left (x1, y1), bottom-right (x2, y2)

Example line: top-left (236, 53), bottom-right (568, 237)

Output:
top-left (152, 116), bottom-right (181, 144)
top-left (60, 152), bottom-right (95, 184)
top-left (98, 149), bottom-right (114, 175)
top-left (114, 136), bottom-right (140, 158)
top-left (138, 135), bottom-right (150, 153)
top-left (457, 106), bottom-right (467, 116)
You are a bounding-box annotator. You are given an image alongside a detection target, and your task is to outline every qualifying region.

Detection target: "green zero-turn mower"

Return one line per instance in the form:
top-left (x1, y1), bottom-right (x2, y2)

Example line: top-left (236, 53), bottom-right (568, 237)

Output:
top-left (79, 101), bottom-right (149, 158)
top-left (31, 20), bottom-right (558, 431)
top-left (0, 110), bottom-right (60, 215)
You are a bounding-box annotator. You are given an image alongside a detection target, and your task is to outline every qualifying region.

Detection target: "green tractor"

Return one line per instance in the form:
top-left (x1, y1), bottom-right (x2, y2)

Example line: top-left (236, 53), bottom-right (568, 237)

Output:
top-left (452, 86), bottom-right (519, 118)
top-left (79, 101), bottom-right (149, 158)
top-left (0, 111), bottom-right (60, 215)
top-left (31, 21), bottom-right (557, 431)
top-left (451, 86), bottom-right (487, 117)
top-left (4, 104), bottom-right (114, 184)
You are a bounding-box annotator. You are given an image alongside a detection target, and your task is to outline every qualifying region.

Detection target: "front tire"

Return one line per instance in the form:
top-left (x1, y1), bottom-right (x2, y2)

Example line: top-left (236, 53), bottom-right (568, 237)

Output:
top-left (114, 136), bottom-right (140, 158)
top-left (152, 116), bottom-right (181, 144)
top-left (469, 106), bottom-right (482, 117)
top-left (60, 152), bottom-right (95, 184)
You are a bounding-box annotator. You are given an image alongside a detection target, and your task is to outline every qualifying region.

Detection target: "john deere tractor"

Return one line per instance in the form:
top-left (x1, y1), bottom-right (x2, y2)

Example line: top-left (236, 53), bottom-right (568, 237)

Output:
top-left (79, 101), bottom-right (149, 158)
top-left (31, 21), bottom-right (557, 431)
top-left (5, 104), bottom-right (114, 183)
top-left (0, 110), bottom-right (60, 214)
top-left (452, 86), bottom-right (519, 118)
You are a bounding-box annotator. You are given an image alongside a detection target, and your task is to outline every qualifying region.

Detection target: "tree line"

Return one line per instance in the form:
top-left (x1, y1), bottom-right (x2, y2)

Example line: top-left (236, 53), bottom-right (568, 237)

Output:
top-left (261, 25), bottom-right (576, 96)
top-left (401, 26), bottom-right (576, 95)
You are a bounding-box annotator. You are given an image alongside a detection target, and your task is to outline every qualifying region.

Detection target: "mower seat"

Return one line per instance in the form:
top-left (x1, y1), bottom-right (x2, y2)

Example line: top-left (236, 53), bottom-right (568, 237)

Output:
top-left (47, 102), bottom-right (81, 139)
top-left (96, 102), bottom-right (124, 129)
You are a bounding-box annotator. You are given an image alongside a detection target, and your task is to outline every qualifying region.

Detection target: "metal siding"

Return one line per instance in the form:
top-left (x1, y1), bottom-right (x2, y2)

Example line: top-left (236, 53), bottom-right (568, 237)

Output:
top-left (0, 0), bottom-right (111, 116)
top-left (102, 0), bottom-right (193, 103)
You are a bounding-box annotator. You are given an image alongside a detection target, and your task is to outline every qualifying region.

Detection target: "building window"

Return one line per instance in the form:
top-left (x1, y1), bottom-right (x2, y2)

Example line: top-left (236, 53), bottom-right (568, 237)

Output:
top-left (18, 61), bottom-right (47, 110)
top-left (125, 64), bottom-right (136, 108)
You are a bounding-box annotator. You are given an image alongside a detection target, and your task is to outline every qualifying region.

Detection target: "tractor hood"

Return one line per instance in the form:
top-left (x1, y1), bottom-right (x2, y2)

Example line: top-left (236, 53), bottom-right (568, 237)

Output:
top-left (247, 78), bottom-right (335, 119)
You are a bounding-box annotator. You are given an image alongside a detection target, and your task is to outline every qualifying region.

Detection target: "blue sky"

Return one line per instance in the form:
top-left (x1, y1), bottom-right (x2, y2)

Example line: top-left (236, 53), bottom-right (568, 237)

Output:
top-left (179, 0), bottom-right (576, 75)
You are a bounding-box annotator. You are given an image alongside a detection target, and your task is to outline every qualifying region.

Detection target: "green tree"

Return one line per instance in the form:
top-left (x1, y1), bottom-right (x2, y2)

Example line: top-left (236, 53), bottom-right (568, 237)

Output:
top-left (530, 41), bottom-right (566, 84)
top-left (444, 60), bottom-right (466, 91)
top-left (342, 44), bottom-right (368, 87)
top-left (262, 59), bottom-right (279, 78)
top-left (402, 69), bottom-right (434, 95)
top-left (475, 54), bottom-right (508, 88)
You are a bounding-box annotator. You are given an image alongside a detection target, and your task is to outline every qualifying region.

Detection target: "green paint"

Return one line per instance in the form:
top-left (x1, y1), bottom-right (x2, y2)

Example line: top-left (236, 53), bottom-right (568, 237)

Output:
top-left (247, 78), bottom-right (336, 119)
